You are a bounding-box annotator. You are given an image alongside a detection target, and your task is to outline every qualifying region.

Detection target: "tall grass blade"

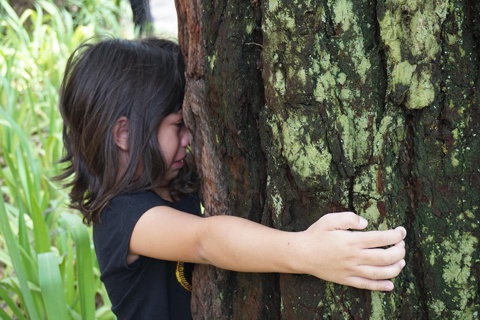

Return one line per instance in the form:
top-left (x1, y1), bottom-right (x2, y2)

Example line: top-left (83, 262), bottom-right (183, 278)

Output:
top-left (0, 307), bottom-right (12, 320)
top-left (60, 213), bottom-right (95, 320)
top-left (0, 191), bottom-right (40, 320)
top-left (0, 109), bottom-right (51, 254)
top-left (0, 0), bottom-right (30, 45)
top-left (38, 252), bottom-right (70, 319)
top-left (56, 227), bottom-right (76, 306)
top-left (0, 283), bottom-right (28, 320)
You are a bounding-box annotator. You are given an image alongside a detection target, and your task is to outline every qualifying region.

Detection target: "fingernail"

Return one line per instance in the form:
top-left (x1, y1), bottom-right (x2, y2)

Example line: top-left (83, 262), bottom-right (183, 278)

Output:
top-left (397, 227), bottom-right (407, 239)
top-left (402, 227), bottom-right (407, 239)
top-left (360, 217), bottom-right (368, 227)
top-left (400, 259), bottom-right (406, 268)
top-left (384, 283), bottom-right (394, 291)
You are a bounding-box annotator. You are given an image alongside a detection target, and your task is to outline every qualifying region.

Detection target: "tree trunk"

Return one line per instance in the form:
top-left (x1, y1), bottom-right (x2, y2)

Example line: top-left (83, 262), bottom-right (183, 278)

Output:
top-left (176, 0), bottom-right (480, 318)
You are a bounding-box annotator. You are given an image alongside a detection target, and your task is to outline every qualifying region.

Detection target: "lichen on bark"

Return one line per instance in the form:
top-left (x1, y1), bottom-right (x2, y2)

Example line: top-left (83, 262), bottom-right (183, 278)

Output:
top-left (177, 0), bottom-right (480, 318)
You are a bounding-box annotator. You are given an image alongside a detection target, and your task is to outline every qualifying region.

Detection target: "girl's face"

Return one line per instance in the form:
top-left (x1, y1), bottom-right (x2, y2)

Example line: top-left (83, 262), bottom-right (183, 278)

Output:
top-left (157, 109), bottom-right (190, 185)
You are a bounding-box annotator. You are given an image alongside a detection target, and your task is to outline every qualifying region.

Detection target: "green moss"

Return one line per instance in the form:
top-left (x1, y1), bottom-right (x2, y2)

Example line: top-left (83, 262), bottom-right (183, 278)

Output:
top-left (245, 22), bottom-right (255, 35)
top-left (431, 299), bottom-right (446, 316)
top-left (379, 0), bottom-right (448, 63)
top-left (434, 231), bottom-right (478, 315)
top-left (319, 284), bottom-right (351, 318)
top-left (379, 1), bottom-right (448, 110)
top-left (281, 113), bottom-right (332, 180)
top-left (273, 10), bottom-right (295, 30)
top-left (355, 53), bottom-right (371, 82)
top-left (447, 33), bottom-right (457, 46)
top-left (391, 61), bottom-right (416, 86)
top-left (461, 209), bottom-right (476, 220)
top-left (268, 175), bottom-right (284, 221)
top-left (353, 113), bottom-right (373, 163)
top-left (208, 52), bottom-right (217, 71)
top-left (337, 72), bottom-right (347, 85)
top-left (311, 49), bottom-right (339, 103)
top-left (452, 128), bottom-right (459, 141)
top-left (363, 200), bottom-right (380, 223)
top-left (448, 127), bottom-right (462, 168)
top-left (373, 115), bottom-right (393, 157)
top-left (378, 10), bottom-right (403, 63)
top-left (337, 114), bottom-right (354, 162)
top-left (274, 69), bottom-right (286, 96)
top-left (420, 219), bottom-right (478, 319)
top-left (268, 0), bottom-right (279, 11)
top-left (401, 0), bottom-right (419, 12)
top-left (442, 231), bottom-right (477, 286)
top-left (450, 151), bottom-right (460, 167)
top-left (337, 111), bottom-right (374, 166)
top-left (313, 69), bottom-right (336, 103)
top-left (331, 0), bottom-right (371, 81)
top-left (289, 66), bottom-right (306, 86)
top-left (339, 88), bottom-right (353, 101)
top-left (406, 70), bottom-right (435, 109)
top-left (353, 165), bottom-right (390, 223)
top-left (333, 0), bottom-right (354, 31)
top-left (390, 61), bottom-right (436, 110)
top-left (266, 113), bottom-right (281, 153)
top-left (410, 11), bottom-right (441, 59)
top-left (370, 292), bottom-right (386, 320)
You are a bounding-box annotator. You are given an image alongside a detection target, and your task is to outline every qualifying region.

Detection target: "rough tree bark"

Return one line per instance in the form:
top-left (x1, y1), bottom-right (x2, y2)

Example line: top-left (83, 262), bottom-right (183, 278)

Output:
top-left (176, 0), bottom-right (479, 318)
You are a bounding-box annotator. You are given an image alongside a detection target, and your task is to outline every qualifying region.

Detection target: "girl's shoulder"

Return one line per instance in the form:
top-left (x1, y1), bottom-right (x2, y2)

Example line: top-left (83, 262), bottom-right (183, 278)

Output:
top-left (96, 190), bottom-right (162, 227)
top-left (109, 189), bottom-right (162, 205)
top-left (105, 189), bottom-right (201, 218)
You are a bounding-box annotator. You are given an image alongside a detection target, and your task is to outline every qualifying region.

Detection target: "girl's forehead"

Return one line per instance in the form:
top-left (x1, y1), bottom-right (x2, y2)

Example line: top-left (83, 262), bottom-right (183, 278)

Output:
top-left (164, 109), bottom-right (183, 121)
top-left (171, 109), bottom-right (183, 118)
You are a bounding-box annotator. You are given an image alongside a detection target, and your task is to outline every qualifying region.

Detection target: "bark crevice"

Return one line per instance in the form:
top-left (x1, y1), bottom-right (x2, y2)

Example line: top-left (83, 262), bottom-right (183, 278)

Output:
top-left (404, 111), bottom-right (429, 319)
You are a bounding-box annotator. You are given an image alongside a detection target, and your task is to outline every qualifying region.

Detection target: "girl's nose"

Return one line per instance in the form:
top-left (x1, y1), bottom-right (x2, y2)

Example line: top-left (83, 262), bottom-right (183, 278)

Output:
top-left (181, 128), bottom-right (190, 147)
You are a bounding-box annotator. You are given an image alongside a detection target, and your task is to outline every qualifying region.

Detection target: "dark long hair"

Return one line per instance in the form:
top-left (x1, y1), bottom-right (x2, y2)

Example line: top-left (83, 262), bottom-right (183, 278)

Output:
top-left (56, 37), bottom-right (197, 224)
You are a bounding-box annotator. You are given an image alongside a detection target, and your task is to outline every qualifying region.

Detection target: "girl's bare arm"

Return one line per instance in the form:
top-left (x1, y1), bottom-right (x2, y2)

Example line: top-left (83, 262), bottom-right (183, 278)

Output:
top-left (130, 207), bottom-right (406, 291)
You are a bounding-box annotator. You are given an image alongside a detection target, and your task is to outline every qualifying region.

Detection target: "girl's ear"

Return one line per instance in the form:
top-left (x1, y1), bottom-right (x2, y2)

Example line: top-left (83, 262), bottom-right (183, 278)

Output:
top-left (113, 116), bottom-right (129, 151)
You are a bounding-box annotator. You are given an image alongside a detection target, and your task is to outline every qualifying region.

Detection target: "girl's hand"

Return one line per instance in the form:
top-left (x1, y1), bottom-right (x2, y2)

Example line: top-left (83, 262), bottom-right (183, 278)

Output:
top-left (299, 212), bottom-right (406, 291)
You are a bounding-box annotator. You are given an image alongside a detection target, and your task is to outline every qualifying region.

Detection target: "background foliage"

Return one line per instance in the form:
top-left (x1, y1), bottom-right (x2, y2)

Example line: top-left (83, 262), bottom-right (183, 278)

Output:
top-left (0, 0), bottom-right (134, 318)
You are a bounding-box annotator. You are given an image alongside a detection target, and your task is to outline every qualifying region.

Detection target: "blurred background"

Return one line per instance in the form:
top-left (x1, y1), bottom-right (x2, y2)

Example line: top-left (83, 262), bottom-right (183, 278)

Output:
top-left (151, 0), bottom-right (177, 36)
top-left (0, 1), bottom-right (178, 319)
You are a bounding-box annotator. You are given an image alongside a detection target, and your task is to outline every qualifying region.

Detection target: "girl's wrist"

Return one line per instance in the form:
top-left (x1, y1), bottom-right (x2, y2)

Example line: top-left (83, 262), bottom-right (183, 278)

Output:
top-left (283, 230), bottom-right (311, 275)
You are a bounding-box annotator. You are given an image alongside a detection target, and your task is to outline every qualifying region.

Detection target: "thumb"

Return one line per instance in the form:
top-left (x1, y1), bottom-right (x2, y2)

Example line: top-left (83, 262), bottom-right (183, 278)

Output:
top-left (319, 212), bottom-right (368, 231)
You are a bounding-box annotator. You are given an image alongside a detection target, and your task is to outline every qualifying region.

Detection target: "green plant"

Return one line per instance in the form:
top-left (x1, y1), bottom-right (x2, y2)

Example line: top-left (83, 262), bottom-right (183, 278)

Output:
top-left (0, 0), bottom-right (133, 318)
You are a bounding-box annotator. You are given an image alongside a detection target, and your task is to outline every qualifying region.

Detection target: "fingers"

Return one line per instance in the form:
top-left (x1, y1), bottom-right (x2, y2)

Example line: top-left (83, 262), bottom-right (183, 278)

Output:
top-left (345, 258), bottom-right (406, 291)
top-left (356, 226), bottom-right (407, 249)
top-left (346, 278), bottom-right (396, 292)
top-left (360, 241), bottom-right (406, 266)
top-left (319, 212), bottom-right (368, 231)
top-left (356, 259), bottom-right (406, 280)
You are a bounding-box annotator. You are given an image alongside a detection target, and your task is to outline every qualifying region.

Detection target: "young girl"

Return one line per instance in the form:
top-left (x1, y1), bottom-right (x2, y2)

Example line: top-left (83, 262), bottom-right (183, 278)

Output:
top-left (58, 37), bottom-right (407, 319)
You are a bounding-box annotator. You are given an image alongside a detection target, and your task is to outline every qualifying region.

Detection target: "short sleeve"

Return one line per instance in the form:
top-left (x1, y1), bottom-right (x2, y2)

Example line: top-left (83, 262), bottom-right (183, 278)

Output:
top-left (92, 190), bottom-right (199, 319)
top-left (94, 191), bottom-right (164, 271)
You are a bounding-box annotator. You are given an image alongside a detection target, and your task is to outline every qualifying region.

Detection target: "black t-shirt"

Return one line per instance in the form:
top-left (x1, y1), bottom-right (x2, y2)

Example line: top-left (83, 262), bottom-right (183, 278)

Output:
top-left (93, 190), bottom-right (201, 320)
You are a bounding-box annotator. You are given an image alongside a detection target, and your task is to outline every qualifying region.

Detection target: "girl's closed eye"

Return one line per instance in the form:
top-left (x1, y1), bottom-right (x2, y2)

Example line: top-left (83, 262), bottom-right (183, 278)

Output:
top-left (176, 121), bottom-right (185, 129)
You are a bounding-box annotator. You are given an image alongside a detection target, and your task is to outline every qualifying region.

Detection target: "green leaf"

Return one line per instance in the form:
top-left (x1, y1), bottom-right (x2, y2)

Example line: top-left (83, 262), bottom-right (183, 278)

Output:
top-left (0, 284), bottom-right (28, 320)
top-left (38, 252), bottom-right (69, 320)
top-left (0, 191), bottom-right (41, 320)
top-left (60, 213), bottom-right (96, 320)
